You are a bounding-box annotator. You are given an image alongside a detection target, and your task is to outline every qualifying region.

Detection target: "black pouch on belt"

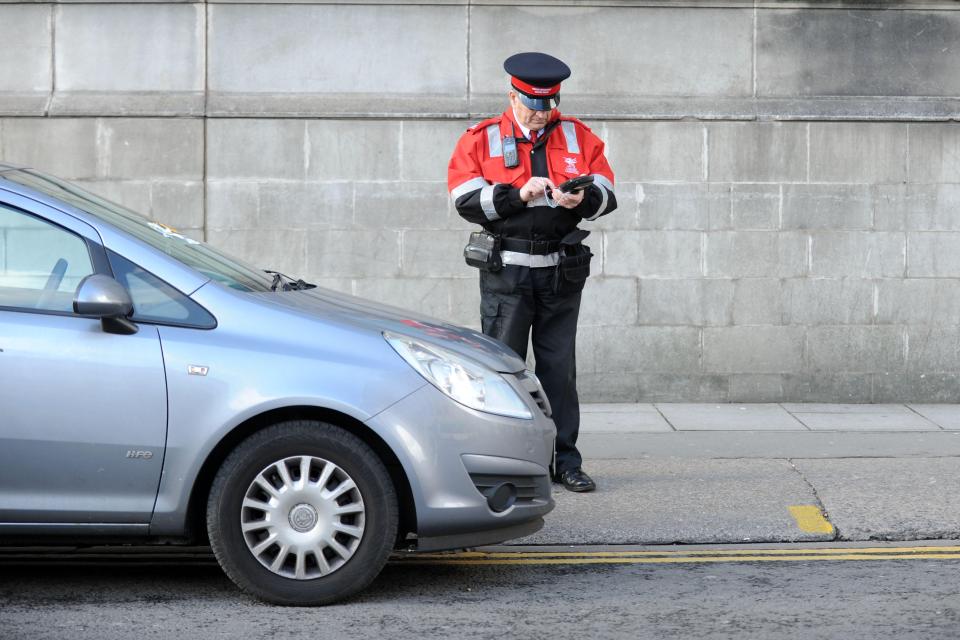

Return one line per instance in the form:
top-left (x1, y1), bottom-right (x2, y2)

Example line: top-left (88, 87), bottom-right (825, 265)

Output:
top-left (464, 230), bottom-right (503, 272)
top-left (553, 229), bottom-right (593, 294)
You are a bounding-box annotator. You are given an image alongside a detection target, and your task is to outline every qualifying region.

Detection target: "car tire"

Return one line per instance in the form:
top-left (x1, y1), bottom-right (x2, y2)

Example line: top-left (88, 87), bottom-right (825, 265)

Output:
top-left (207, 420), bottom-right (398, 605)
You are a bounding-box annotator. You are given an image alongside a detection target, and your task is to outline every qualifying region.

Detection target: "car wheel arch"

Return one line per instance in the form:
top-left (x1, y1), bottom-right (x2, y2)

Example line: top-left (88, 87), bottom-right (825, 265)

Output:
top-left (182, 406), bottom-right (417, 548)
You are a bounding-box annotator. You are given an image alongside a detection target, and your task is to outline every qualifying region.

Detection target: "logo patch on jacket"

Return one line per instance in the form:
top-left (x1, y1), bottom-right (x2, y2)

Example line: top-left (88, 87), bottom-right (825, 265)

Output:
top-left (563, 157), bottom-right (579, 175)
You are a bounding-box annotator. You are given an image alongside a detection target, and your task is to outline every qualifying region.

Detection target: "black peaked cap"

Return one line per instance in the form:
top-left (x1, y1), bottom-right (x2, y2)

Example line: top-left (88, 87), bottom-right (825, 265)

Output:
top-left (503, 52), bottom-right (571, 88)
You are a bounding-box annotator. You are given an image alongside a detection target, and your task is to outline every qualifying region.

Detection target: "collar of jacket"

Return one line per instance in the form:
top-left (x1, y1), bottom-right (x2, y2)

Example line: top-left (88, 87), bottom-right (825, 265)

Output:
top-left (500, 108), bottom-right (562, 141)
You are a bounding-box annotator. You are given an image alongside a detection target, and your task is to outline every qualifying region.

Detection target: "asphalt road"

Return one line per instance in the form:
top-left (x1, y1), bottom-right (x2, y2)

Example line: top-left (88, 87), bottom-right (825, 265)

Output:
top-left (2, 545), bottom-right (959, 640)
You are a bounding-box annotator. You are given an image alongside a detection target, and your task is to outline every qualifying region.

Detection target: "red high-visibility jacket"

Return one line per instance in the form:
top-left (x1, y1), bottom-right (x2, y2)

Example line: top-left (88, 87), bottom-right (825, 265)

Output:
top-left (448, 108), bottom-right (616, 240)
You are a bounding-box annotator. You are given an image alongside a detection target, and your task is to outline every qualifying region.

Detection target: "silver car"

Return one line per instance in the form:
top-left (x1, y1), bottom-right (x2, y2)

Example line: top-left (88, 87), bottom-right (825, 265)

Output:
top-left (0, 165), bottom-right (555, 605)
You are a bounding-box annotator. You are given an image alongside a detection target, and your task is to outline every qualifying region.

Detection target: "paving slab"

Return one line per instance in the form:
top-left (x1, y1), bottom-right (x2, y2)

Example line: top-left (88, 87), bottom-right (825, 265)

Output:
top-left (909, 405), bottom-right (960, 430)
top-left (512, 458), bottom-right (831, 545)
top-left (794, 457), bottom-right (960, 541)
top-left (780, 403), bottom-right (916, 414)
top-left (580, 409), bottom-right (673, 433)
top-left (655, 403), bottom-right (807, 431)
top-left (582, 403), bottom-right (661, 413)
top-left (789, 411), bottom-right (940, 431)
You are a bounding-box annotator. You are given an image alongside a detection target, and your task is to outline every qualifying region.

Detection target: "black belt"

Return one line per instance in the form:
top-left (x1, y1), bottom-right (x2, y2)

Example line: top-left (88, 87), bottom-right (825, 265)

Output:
top-left (500, 238), bottom-right (560, 255)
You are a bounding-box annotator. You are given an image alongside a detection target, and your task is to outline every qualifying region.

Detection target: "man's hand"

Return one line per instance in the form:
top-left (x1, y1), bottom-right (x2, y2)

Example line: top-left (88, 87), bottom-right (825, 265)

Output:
top-left (519, 177), bottom-right (554, 203)
top-left (552, 187), bottom-right (586, 209)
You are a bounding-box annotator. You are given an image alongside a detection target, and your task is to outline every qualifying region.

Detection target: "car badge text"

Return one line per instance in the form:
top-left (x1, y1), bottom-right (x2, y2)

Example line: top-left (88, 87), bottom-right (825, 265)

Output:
top-left (188, 365), bottom-right (209, 376)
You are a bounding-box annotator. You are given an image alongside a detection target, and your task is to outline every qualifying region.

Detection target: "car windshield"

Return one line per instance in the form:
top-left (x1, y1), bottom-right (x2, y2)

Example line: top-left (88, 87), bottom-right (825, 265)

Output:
top-left (2, 169), bottom-right (274, 292)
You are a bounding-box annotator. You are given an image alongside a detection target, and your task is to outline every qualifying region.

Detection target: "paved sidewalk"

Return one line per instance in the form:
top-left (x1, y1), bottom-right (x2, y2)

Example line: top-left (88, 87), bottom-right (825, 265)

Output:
top-left (578, 403), bottom-right (960, 459)
top-left (581, 403), bottom-right (960, 433)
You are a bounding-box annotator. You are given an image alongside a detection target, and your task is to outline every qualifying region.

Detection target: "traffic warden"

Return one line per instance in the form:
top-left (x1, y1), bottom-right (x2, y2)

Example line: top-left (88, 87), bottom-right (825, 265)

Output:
top-left (447, 52), bottom-right (617, 492)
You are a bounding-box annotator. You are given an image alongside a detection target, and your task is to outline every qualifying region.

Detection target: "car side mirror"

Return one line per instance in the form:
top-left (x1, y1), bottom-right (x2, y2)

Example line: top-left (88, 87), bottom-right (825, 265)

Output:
top-left (73, 274), bottom-right (138, 335)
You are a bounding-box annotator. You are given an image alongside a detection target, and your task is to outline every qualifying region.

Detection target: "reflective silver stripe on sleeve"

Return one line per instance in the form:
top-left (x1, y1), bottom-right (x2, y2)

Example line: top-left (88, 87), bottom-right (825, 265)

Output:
top-left (592, 174), bottom-right (614, 194)
top-left (560, 121), bottom-right (580, 154)
top-left (487, 124), bottom-right (502, 158)
top-left (450, 176), bottom-right (491, 200)
top-left (480, 184), bottom-right (500, 221)
top-left (585, 182), bottom-right (609, 221)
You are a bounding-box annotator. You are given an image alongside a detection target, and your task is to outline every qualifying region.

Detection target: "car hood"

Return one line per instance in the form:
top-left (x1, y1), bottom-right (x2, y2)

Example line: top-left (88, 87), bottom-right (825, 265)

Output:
top-left (258, 286), bottom-right (528, 374)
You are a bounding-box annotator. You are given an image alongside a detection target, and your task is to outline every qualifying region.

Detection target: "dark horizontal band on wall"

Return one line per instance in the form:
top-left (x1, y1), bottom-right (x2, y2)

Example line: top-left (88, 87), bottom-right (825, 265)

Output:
top-left (3, 93), bottom-right (959, 122)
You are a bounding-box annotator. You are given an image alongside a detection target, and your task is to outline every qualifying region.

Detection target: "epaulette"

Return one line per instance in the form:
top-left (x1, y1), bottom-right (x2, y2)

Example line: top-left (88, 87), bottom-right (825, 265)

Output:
top-left (559, 115), bottom-right (592, 132)
top-left (466, 114), bottom-right (502, 133)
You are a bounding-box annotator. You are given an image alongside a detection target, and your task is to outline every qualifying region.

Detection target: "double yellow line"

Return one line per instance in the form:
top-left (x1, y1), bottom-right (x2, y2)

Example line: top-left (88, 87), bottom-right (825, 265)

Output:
top-left (392, 546), bottom-right (960, 566)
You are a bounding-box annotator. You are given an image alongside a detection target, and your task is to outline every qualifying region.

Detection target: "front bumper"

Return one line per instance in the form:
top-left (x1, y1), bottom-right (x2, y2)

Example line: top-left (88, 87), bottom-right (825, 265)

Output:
top-left (364, 381), bottom-right (556, 550)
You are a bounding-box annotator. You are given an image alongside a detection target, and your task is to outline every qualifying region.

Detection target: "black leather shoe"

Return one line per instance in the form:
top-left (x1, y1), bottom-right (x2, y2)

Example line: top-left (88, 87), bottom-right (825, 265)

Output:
top-left (556, 467), bottom-right (596, 493)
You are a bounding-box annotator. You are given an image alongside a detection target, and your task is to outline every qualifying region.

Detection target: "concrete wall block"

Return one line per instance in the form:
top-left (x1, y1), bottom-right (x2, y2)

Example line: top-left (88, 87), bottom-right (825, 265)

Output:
top-left (306, 229), bottom-right (400, 278)
top-left (353, 277), bottom-right (451, 321)
top-left (605, 230), bottom-right (701, 278)
top-left (873, 373), bottom-right (960, 403)
top-left (782, 373), bottom-right (873, 403)
top-left (206, 181), bottom-right (259, 230)
top-left (150, 181), bottom-right (204, 231)
top-left (637, 374), bottom-right (729, 403)
top-left (732, 278), bottom-right (784, 325)
top-left (708, 122), bottom-right (806, 183)
top-left (809, 123), bottom-right (908, 183)
top-left (638, 278), bottom-right (733, 327)
top-left (207, 119), bottom-right (306, 180)
top-left (605, 122), bottom-right (703, 182)
top-left (447, 276), bottom-right (482, 329)
top-left (907, 232), bottom-right (960, 277)
top-left (1, 118), bottom-right (98, 179)
top-left (877, 184), bottom-right (960, 232)
top-left (404, 120), bottom-right (471, 182)
top-left (470, 7), bottom-right (752, 98)
top-left (56, 4), bottom-right (203, 92)
top-left (728, 374), bottom-right (790, 403)
top-left (578, 373), bottom-right (641, 404)
top-left (206, 228), bottom-right (306, 277)
top-left (909, 123), bottom-right (960, 183)
top-left (401, 229), bottom-right (472, 278)
top-left (810, 231), bottom-right (904, 278)
top-left (784, 278), bottom-right (874, 325)
top-left (587, 182), bottom-right (639, 231)
top-left (709, 184), bottom-right (780, 231)
top-left (635, 183), bottom-right (719, 231)
top-left (354, 181), bottom-right (449, 230)
top-left (589, 326), bottom-right (701, 374)
top-left (877, 279), bottom-right (960, 326)
top-left (705, 231), bottom-right (807, 278)
top-left (99, 118), bottom-right (204, 180)
top-left (806, 326), bottom-right (905, 372)
top-left (781, 184), bottom-right (874, 230)
top-left (259, 182), bottom-right (352, 229)
top-left (580, 277), bottom-right (638, 327)
top-left (703, 326), bottom-right (804, 374)
top-left (757, 9), bottom-right (960, 97)
top-left (0, 6), bottom-right (52, 93)
top-left (209, 5), bottom-right (466, 96)
top-left (307, 121), bottom-right (401, 181)
top-left (907, 327), bottom-right (960, 373)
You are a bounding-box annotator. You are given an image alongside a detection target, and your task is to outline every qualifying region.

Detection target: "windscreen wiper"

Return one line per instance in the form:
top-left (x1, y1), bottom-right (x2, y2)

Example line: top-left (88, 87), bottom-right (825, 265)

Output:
top-left (265, 270), bottom-right (317, 292)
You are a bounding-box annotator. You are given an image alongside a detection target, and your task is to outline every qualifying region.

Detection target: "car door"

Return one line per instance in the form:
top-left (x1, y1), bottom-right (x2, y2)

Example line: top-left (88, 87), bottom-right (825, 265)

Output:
top-left (0, 197), bottom-right (167, 529)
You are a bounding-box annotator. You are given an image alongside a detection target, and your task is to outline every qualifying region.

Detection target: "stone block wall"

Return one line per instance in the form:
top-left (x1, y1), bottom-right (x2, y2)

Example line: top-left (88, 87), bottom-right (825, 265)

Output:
top-left (1, 1), bottom-right (959, 402)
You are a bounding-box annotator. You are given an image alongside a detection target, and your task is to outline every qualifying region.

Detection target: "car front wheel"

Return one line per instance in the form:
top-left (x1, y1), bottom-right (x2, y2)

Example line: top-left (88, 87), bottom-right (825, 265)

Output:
top-left (207, 420), bottom-right (398, 605)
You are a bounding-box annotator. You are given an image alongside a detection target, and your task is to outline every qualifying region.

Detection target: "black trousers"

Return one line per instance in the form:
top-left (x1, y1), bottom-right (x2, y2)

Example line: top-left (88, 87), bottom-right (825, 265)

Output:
top-left (479, 264), bottom-right (583, 474)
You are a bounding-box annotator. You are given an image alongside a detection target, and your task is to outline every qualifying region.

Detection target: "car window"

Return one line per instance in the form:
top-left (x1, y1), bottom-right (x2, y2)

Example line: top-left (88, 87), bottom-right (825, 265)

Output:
top-left (0, 204), bottom-right (94, 313)
top-left (107, 250), bottom-right (216, 329)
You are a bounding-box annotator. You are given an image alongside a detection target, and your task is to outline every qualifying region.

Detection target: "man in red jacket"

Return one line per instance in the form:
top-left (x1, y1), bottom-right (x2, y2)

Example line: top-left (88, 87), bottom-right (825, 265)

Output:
top-left (447, 52), bottom-right (617, 492)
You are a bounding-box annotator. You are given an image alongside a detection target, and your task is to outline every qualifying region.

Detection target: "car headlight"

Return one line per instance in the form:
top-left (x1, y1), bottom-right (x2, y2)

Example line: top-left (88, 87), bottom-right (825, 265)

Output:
top-left (384, 332), bottom-right (533, 420)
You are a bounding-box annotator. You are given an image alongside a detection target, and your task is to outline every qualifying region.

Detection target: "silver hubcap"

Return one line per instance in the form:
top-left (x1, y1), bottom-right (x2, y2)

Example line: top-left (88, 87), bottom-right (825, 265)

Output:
top-left (240, 455), bottom-right (366, 580)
